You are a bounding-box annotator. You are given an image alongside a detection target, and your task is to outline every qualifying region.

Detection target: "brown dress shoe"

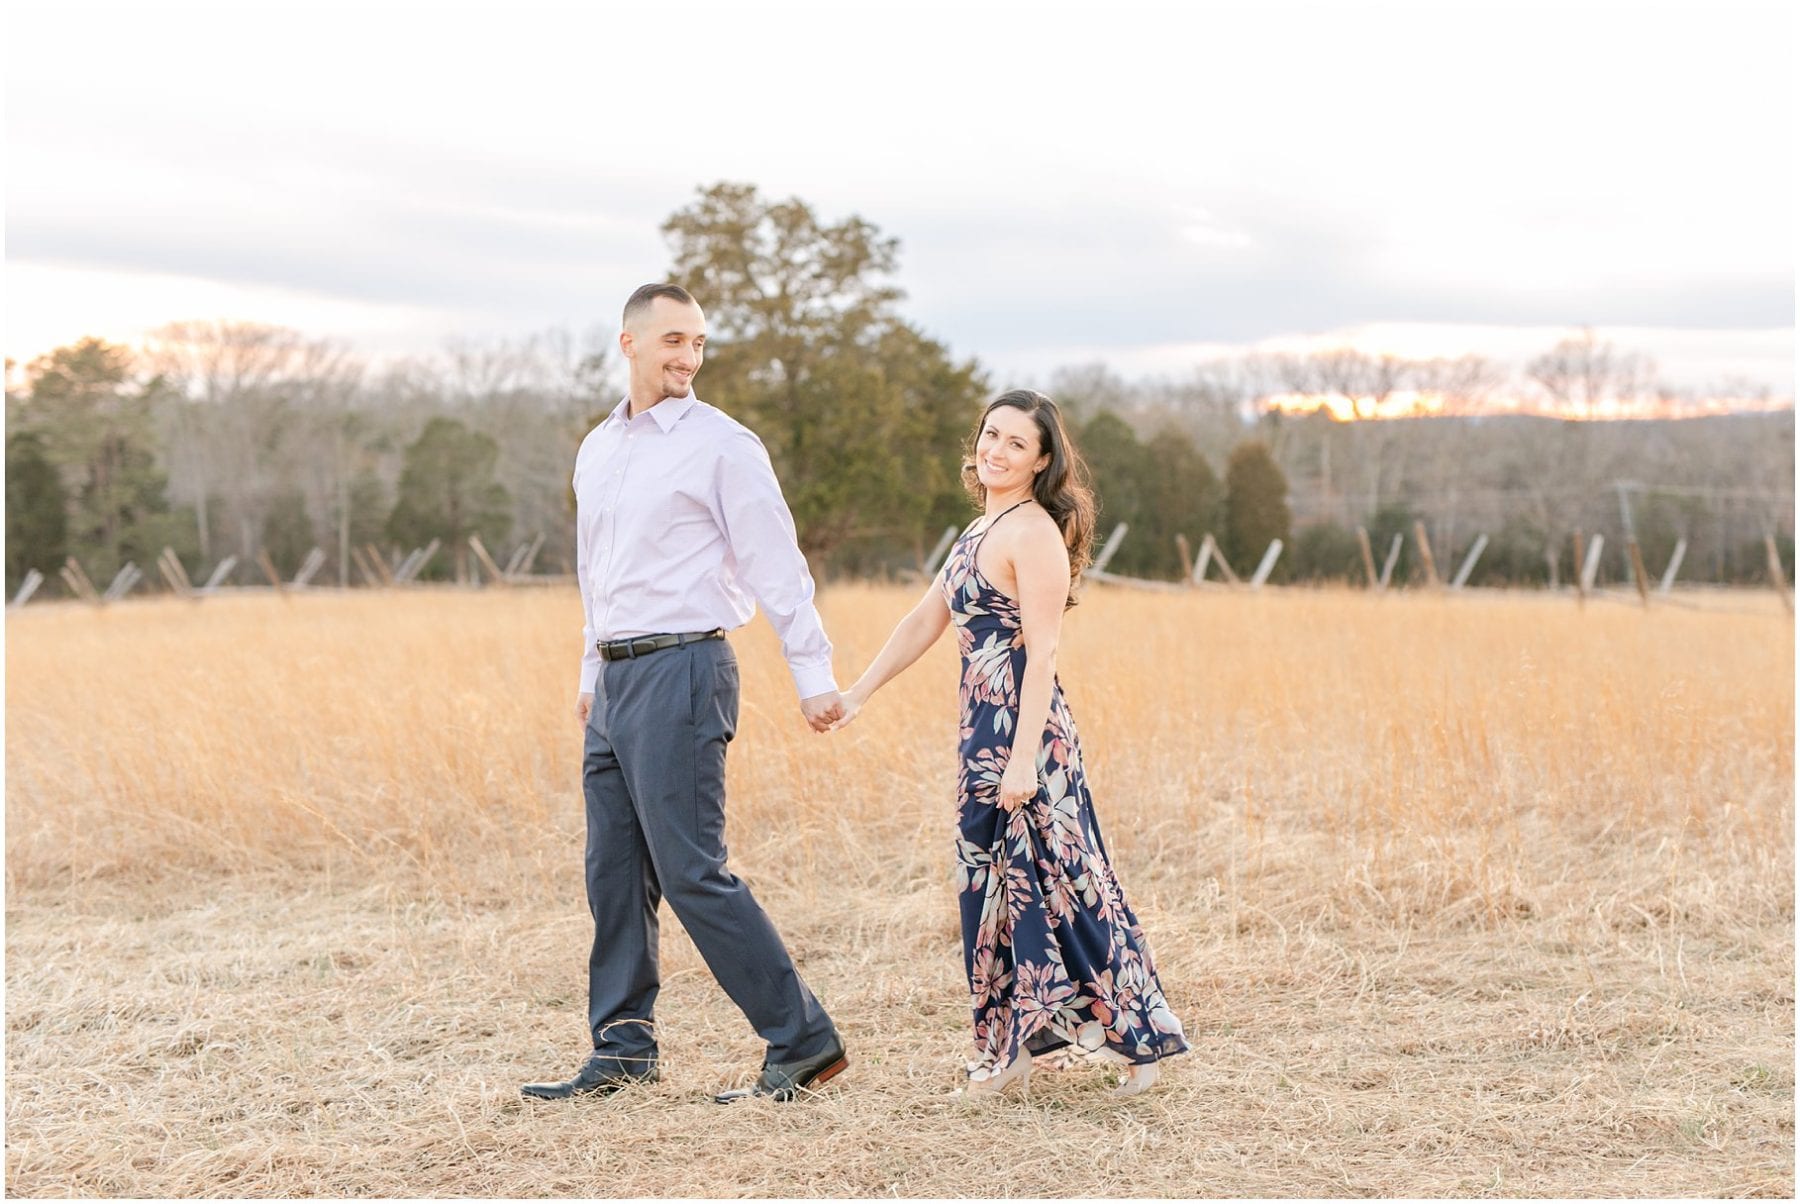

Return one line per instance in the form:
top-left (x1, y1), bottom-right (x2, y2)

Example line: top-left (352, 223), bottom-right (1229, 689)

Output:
top-left (714, 1038), bottom-right (848, 1103)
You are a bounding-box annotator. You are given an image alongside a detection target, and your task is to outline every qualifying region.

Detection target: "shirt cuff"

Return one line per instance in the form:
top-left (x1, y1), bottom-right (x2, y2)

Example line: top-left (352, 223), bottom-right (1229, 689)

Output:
top-left (790, 660), bottom-right (838, 700)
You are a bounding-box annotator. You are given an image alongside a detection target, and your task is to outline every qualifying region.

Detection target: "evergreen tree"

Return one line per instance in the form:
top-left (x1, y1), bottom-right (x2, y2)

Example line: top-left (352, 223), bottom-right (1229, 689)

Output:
top-left (12, 338), bottom-right (185, 583)
top-left (1223, 440), bottom-right (1291, 577)
top-left (6, 431), bottom-right (68, 594)
top-left (663, 182), bottom-right (986, 560)
top-left (386, 417), bottom-right (512, 582)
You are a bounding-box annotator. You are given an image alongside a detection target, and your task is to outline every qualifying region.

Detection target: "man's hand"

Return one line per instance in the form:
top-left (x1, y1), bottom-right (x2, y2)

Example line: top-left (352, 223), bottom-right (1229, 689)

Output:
top-left (800, 690), bottom-right (844, 733)
top-left (825, 687), bottom-right (865, 733)
top-left (576, 691), bottom-right (594, 732)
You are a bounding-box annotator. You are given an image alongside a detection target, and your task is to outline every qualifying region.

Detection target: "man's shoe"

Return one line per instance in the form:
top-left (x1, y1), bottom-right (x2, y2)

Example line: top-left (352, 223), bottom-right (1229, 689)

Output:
top-left (714, 1038), bottom-right (848, 1103)
top-left (521, 1053), bottom-right (660, 1100)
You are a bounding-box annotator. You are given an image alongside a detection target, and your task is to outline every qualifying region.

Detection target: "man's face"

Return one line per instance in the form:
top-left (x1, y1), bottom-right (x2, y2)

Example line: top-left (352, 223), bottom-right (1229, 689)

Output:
top-left (622, 297), bottom-right (707, 402)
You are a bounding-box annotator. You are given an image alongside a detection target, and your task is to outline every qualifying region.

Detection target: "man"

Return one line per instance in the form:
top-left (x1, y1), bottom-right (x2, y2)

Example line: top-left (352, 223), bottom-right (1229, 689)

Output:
top-left (522, 283), bottom-right (848, 1104)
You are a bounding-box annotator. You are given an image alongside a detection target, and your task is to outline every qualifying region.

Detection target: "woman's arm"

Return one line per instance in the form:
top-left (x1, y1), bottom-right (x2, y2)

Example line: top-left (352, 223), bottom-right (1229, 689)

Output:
top-left (997, 516), bottom-right (1072, 811)
top-left (831, 573), bottom-right (953, 730)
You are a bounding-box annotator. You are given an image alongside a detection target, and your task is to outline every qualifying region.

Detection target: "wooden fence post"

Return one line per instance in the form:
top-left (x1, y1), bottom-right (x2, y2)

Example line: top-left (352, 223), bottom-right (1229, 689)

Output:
top-left (1200, 533), bottom-right (1241, 586)
top-left (1379, 533), bottom-right (1403, 590)
top-left (1765, 535), bottom-right (1792, 615)
top-left (1626, 539), bottom-right (1651, 607)
top-left (1091, 524), bottom-right (1129, 575)
top-left (10, 568), bottom-right (45, 609)
top-left (468, 534), bottom-right (509, 586)
top-left (923, 525), bottom-right (958, 576)
top-left (1571, 531), bottom-right (1587, 608)
top-left (256, 548), bottom-right (288, 595)
top-left (293, 547), bottom-right (327, 587)
top-left (363, 544), bottom-right (396, 587)
top-left (59, 557), bottom-right (101, 605)
top-left (1657, 538), bottom-right (1687, 595)
top-left (1356, 526), bottom-right (1379, 590)
top-left (1413, 521), bottom-right (1441, 589)
top-left (1248, 540), bottom-right (1283, 589)
top-left (350, 545), bottom-right (381, 587)
top-left (1450, 533), bottom-right (1489, 590)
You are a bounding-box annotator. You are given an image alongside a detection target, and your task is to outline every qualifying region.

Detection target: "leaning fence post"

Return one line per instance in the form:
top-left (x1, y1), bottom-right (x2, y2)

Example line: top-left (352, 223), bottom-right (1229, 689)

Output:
top-left (350, 545), bottom-right (382, 587)
top-left (10, 568), bottom-right (45, 610)
top-left (102, 562), bottom-right (143, 602)
top-left (1091, 524), bottom-right (1129, 575)
top-left (1378, 534), bottom-right (1403, 590)
top-left (1657, 538), bottom-right (1687, 595)
top-left (255, 548), bottom-right (288, 596)
top-left (1765, 535), bottom-right (1792, 615)
top-left (1626, 539), bottom-right (1651, 607)
top-left (1450, 533), bottom-right (1489, 590)
top-left (1248, 540), bottom-right (1283, 589)
top-left (199, 555), bottom-right (239, 594)
top-left (1200, 533), bottom-right (1240, 585)
top-left (1175, 534), bottom-right (1193, 584)
top-left (1571, 531), bottom-right (1587, 608)
top-left (1413, 521), bottom-right (1441, 589)
top-left (469, 534), bottom-right (509, 586)
top-left (293, 547), bottom-right (327, 587)
top-left (59, 556), bottom-right (101, 605)
top-left (1356, 526), bottom-right (1379, 590)
top-left (924, 525), bottom-right (958, 575)
top-left (158, 547), bottom-right (195, 598)
top-left (363, 544), bottom-right (396, 587)
top-left (1581, 534), bottom-right (1605, 595)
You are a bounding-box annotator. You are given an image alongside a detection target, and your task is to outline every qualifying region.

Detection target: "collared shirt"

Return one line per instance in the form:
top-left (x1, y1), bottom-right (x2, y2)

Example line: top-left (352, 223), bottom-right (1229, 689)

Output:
top-left (573, 393), bottom-right (836, 699)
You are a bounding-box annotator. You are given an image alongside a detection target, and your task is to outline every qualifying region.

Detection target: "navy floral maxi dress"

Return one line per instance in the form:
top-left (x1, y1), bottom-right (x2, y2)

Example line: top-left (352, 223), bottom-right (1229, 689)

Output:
top-left (943, 510), bottom-right (1190, 1072)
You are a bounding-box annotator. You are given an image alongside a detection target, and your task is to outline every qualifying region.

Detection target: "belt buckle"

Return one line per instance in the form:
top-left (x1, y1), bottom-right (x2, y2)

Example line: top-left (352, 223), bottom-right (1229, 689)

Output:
top-left (630, 636), bottom-right (659, 658)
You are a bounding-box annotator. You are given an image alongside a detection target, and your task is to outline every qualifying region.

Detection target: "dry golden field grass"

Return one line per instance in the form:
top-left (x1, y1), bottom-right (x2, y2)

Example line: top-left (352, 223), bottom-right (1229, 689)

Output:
top-left (5, 583), bottom-right (1793, 1197)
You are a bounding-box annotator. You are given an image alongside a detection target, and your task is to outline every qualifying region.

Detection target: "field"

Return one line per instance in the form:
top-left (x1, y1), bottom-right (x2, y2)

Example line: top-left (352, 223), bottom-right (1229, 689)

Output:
top-left (5, 583), bottom-right (1793, 1197)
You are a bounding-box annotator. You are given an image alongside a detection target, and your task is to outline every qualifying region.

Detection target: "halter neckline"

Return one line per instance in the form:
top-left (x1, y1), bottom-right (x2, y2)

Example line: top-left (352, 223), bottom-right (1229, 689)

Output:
top-left (975, 498), bottom-right (1032, 540)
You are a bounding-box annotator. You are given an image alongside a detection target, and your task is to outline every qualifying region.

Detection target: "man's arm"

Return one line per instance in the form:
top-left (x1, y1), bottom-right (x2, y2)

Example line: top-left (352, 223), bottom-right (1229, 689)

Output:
top-left (709, 429), bottom-right (840, 728)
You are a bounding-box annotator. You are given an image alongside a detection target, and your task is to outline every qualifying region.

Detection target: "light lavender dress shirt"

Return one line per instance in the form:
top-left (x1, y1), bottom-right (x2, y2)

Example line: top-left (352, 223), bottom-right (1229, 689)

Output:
top-left (573, 394), bottom-right (837, 699)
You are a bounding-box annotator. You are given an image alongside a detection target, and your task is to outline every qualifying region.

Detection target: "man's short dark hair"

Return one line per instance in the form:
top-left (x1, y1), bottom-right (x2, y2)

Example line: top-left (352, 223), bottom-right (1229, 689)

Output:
top-left (623, 283), bottom-right (696, 329)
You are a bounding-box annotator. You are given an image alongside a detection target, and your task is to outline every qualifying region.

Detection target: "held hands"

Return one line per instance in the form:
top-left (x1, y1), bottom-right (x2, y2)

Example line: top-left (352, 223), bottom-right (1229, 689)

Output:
top-left (997, 757), bottom-right (1038, 812)
top-left (825, 687), bottom-right (866, 733)
top-left (800, 690), bottom-right (845, 733)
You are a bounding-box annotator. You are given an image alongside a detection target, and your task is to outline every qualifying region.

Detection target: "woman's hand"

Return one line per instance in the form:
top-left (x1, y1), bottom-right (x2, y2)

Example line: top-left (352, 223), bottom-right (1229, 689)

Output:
top-left (826, 685), bottom-right (867, 732)
top-left (997, 756), bottom-right (1038, 812)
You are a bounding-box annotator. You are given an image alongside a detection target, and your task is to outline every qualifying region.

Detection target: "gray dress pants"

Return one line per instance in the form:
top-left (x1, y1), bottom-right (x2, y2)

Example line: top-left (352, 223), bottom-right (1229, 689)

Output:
top-left (582, 636), bottom-right (837, 1075)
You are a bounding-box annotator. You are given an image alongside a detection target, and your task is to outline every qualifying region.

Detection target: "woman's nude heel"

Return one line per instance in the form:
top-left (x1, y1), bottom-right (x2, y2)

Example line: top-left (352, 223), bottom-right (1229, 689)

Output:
top-left (1111, 1060), bottom-right (1160, 1098)
top-left (960, 1051), bottom-right (1033, 1101)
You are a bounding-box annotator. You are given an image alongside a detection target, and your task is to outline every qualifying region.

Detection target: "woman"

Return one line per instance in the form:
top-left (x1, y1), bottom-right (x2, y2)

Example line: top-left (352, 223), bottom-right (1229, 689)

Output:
top-left (831, 390), bottom-right (1188, 1098)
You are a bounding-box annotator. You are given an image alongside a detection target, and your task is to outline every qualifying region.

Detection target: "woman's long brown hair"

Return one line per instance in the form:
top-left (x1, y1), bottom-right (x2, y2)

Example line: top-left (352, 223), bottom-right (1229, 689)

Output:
top-left (960, 389), bottom-right (1097, 606)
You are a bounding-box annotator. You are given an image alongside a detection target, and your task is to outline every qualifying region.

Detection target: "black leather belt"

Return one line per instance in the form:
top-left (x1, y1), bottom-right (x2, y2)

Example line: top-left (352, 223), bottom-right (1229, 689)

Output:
top-left (597, 628), bottom-right (726, 662)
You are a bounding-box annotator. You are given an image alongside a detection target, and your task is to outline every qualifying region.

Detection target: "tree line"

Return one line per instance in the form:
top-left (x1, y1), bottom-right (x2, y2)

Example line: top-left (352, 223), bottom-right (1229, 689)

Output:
top-left (6, 182), bottom-right (1793, 598)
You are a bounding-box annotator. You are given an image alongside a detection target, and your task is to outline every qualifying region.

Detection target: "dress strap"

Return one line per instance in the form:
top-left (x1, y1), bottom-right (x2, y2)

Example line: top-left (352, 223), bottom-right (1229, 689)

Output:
top-left (971, 499), bottom-right (1033, 552)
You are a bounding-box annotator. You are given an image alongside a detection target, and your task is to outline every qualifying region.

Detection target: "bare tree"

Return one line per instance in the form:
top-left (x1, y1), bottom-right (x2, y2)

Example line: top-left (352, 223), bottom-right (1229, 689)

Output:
top-left (1527, 328), bottom-right (1656, 418)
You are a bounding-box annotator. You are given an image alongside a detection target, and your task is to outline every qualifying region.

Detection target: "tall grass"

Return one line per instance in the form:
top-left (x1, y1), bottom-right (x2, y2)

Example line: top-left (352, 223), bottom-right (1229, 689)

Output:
top-left (5, 585), bottom-right (1792, 1196)
top-left (7, 585), bottom-right (1789, 886)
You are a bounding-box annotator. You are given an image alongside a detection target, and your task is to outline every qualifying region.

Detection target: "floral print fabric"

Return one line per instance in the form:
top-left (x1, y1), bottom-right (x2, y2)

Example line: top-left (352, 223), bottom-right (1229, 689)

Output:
top-left (942, 516), bottom-right (1189, 1071)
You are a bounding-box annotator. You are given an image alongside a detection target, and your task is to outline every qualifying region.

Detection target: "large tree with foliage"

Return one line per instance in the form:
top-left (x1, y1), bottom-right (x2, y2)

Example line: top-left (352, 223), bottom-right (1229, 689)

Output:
top-left (6, 430), bottom-right (69, 594)
top-left (662, 182), bottom-right (986, 559)
top-left (386, 417), bottom-right (512, 582)
top-left (1223, 440), bottom-right (1291, 577)
top-left (10, 338), bottom-right (190, 584)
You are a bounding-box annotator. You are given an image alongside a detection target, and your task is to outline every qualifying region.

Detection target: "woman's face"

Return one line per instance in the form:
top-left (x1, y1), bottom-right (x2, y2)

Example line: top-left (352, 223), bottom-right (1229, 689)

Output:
top-left (974, 404), bottom-right (1051, 494)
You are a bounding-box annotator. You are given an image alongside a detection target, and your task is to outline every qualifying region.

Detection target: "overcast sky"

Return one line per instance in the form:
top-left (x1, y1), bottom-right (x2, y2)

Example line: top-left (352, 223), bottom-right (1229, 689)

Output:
top-left (6, 0), bottom-right (1794, 394)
